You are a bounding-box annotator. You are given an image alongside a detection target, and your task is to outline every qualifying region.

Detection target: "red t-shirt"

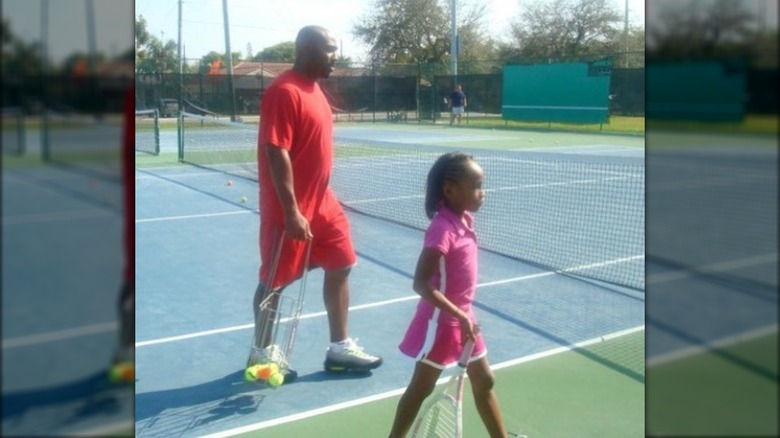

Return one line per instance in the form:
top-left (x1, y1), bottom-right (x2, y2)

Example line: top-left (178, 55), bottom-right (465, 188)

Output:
top-left (258, 70), bottom-right (337, 220)
top-left (122, 86), bottom-right (134, 283)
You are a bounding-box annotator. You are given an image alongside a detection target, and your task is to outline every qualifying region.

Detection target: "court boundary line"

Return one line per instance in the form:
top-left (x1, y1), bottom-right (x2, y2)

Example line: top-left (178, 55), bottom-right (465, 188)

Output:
top-left (2, 321), bottom-right (117, 350)
top-left (646, 253), bottom-right (777, 285)
top-left (646, 324), bottom-right (778, 367)
top-left (197, 325), bottom-right (644, 438)
top-left (62, 420), bottom-right (134, 437)
top-left (136, 256), bottom-right (643, 348)
top-left (136, 210), bottom-right (256, 223)
top-left (1, 254), bottom-right (642, 350)
top-left (2, 209), bottom-right (116, 225)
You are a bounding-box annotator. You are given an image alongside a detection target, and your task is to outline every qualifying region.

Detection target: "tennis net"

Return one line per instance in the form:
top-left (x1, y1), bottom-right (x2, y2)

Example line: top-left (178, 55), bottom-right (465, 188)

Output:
top-left (180, 111), bottom-right (644, 290)
top-left (42, 110), bottom-right (122, 181)
top-left (135, 109), bottom-right (160, 155)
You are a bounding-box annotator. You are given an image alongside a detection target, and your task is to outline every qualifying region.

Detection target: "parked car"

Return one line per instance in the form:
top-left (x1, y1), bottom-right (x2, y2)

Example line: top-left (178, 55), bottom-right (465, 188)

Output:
top-left (159, 98), bottom-right (178, 118)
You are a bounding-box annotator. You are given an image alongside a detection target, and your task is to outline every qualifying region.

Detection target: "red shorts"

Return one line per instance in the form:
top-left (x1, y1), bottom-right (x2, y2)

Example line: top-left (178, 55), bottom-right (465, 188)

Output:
top-left (259, 203), bottom-right (356, 289)
top-left (421, 323), bottom-right (487, 369)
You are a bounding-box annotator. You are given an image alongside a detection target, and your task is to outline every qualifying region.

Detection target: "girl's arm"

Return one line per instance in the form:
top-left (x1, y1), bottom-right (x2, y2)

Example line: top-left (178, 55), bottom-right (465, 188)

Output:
top-left (413, 247), bottom-right (476, 342)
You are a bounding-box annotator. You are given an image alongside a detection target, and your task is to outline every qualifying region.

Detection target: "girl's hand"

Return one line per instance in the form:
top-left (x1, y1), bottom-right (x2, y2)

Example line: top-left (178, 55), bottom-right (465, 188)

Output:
top-left (458, 315), bottom-right (477, 344)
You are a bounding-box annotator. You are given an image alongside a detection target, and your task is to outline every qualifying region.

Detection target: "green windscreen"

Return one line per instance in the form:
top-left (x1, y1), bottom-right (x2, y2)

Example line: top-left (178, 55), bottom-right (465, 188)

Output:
top-left (502, 60), bottom-right (612, 124)
top-left (646, 60), bottom-right (747, 122)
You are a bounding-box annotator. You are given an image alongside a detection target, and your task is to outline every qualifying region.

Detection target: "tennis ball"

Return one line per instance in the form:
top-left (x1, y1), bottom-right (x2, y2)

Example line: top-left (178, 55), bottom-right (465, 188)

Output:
top-left (244, 365), bottom-right (260, 382)
top-left (240, 196), bottom-right (248, 203)
top-left (257, 363), bottom-right (279, 380)
top-left (267, 372), bottom-right (284, 387)
top-left (226, 179), bottom-right (233, 187)
top-left (109, 363), bottom-right (134, 382)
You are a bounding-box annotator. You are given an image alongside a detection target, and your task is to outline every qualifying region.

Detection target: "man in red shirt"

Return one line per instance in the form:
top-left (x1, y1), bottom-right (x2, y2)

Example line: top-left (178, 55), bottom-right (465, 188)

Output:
top-left (250, 25), bottom-right (382, 381)
top-left (111, 85), bottom-right (135, 379)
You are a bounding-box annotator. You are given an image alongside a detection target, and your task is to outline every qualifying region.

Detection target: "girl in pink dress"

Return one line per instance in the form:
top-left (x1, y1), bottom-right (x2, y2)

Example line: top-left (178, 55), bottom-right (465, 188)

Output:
top-left (389, 152), bottom-right (509, 437)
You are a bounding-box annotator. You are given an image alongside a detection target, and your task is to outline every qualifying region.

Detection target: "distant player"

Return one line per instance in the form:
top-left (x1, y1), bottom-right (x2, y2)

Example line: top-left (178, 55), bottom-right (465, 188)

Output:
top-left (448, 84), bottom-right (467, 125)
top-left (389, 152), bottom-right (508, 437)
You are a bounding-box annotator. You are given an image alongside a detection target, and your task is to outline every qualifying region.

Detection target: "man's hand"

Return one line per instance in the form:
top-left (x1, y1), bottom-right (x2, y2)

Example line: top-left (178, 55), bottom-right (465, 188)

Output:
top-left (285, 209), bottom-right (313, 240)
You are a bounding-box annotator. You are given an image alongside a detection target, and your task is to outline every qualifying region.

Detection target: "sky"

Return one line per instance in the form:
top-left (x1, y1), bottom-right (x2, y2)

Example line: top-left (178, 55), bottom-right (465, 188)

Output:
top-left (2, 0), bottom-right (134, 63)
top-left (134, 0), bottom-right (647, 64)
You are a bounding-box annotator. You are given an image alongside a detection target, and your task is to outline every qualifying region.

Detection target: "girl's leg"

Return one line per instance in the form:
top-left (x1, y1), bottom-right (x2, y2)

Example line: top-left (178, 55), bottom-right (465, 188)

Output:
top-left (389, 361), bottom-right (442, 438)
top-left (468, 357), bottom-right (508, 438)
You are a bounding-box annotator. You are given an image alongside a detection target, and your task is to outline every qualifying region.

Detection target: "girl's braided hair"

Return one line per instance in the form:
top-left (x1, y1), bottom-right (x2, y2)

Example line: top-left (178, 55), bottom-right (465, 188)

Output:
top-left (424, 152), bottom-right (475, 219)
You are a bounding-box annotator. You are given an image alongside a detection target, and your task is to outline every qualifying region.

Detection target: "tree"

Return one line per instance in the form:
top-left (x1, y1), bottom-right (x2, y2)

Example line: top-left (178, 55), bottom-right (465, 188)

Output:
top-left (353, 0), bottom-right (448, 64)
top-left (506, 0), bottom-right (623, 60)
top-left (647, 0), bottom-right (758, 60)
top-left (352, 0), bottom-right (490, 68)
top-left (2, 18), bottom-right (47, 76)
top-left (135, 15), bottom-right (180, 73)
top-left (252, 41), bottom-right (295, 62)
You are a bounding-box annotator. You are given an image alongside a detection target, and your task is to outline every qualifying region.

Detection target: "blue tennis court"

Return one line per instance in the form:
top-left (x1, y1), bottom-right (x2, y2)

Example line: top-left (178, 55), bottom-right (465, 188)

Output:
top-left (2, 136), bottom-right (133, 436)
top-left (135, 122), bottom-right (645, 437)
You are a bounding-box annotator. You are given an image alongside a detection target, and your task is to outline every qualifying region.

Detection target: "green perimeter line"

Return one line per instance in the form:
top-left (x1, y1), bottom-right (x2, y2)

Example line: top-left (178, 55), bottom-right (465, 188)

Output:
top-left (200, 326), bottom-right (644, 438)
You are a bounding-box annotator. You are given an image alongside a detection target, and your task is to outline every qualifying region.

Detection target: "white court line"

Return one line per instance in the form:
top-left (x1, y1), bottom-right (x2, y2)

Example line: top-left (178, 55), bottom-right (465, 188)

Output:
top-left (2, 321), bottom-right (117, 350)
top-left (646, 253), bottom-right (777, 285)
top-left (136, 210), bottom-right (257, 223)
top-left (646, 324), bottom-right (778, 367)
top-left (61, 420), bottom-right (134, 437)
top-left (2, 209), bottom-right (115, 226)
top-left (135, 170), bottom-right (214, 179)
top-left (136, 255), bottom-right (644, 348)
top-left (197, 325), bottom-right (644, 438)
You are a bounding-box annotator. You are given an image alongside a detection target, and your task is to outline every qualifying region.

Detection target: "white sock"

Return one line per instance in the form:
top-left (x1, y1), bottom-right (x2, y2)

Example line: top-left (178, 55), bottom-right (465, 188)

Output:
top-left (330, 338), bottom-right (352, 352)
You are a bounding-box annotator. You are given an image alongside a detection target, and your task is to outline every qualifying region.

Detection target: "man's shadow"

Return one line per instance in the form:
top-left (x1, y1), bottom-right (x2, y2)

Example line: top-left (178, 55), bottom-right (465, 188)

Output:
top-left (2, 368), bottom-right (133, 433)
top-left (135, 369), bottom-right (374, 427)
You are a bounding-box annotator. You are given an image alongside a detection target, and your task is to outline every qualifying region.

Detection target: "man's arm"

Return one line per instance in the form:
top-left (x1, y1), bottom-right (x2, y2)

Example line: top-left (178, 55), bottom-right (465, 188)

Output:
top-left (265, 145), bottom-right (312, 240)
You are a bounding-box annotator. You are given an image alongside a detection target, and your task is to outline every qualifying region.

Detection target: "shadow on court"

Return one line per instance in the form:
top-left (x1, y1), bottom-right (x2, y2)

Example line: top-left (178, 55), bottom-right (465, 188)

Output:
top-left (1, 370), bottom-right (132, 434)
top-left (135, 371), bottom-right (264, 423)
top-left (135, 369), bottom-right (375, 434)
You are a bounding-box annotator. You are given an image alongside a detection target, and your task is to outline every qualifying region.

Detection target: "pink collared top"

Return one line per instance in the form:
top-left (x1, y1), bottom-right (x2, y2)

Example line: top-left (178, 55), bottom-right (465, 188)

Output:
top-left (398, 204), bottom-right (479, 358)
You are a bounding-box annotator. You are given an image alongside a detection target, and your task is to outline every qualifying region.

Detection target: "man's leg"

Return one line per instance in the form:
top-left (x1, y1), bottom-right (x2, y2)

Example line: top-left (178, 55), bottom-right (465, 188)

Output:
top-left (322, 267), bottom-right (383, 372)
top-left (323, 267), bottom-right (350, 343)
top-left (114, 281), bottom-right (134, 362)
top-left (248, 282), bottom-right (299, 382)
top-left (251, 283), bottom-right (284, 350)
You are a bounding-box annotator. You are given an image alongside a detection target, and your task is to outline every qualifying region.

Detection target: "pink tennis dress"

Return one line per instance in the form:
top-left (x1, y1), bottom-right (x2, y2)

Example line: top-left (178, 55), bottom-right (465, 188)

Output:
top-left (398, 205), bottom-right (486, 368)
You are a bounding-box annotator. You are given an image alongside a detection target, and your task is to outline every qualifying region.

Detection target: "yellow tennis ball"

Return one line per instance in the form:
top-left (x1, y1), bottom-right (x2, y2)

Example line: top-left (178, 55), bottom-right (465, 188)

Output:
top-left (109, 363), bottom-right (134, 382)
top-left (240, 196), bottom-right (248, 203)
top-left (244, 365), bottom-right (260, 382)
top-left (267, 372), bottom-right (284, 387)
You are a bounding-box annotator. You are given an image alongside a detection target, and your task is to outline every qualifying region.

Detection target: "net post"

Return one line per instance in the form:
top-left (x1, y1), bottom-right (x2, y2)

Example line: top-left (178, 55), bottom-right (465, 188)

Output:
top-left (177, 111), bottom-right (183, 162)
top-left (154, 109), bottom-right (161, 155)
top-left (41, 111), bottom-right (50, 162)
top-left (17, 109), bottom-right (26, 155)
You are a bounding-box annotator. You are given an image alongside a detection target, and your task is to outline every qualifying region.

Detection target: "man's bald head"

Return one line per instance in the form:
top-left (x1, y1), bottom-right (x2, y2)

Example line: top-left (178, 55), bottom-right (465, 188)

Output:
top-left (295, 25), bottom-right (330, 50)
top-left (293, 25), bottom-right (338, 80)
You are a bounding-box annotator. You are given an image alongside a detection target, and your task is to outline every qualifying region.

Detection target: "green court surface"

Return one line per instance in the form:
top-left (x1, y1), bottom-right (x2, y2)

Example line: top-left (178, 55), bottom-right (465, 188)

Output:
top-left (647, 331), bottom-right (778, 436)
top-left (222, 330), bottom-right (644, 438)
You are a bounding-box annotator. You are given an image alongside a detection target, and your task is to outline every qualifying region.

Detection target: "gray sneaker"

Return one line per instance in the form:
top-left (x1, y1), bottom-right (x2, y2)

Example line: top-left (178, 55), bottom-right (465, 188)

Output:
top-left (324, 338), bottom-right (383, 372)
